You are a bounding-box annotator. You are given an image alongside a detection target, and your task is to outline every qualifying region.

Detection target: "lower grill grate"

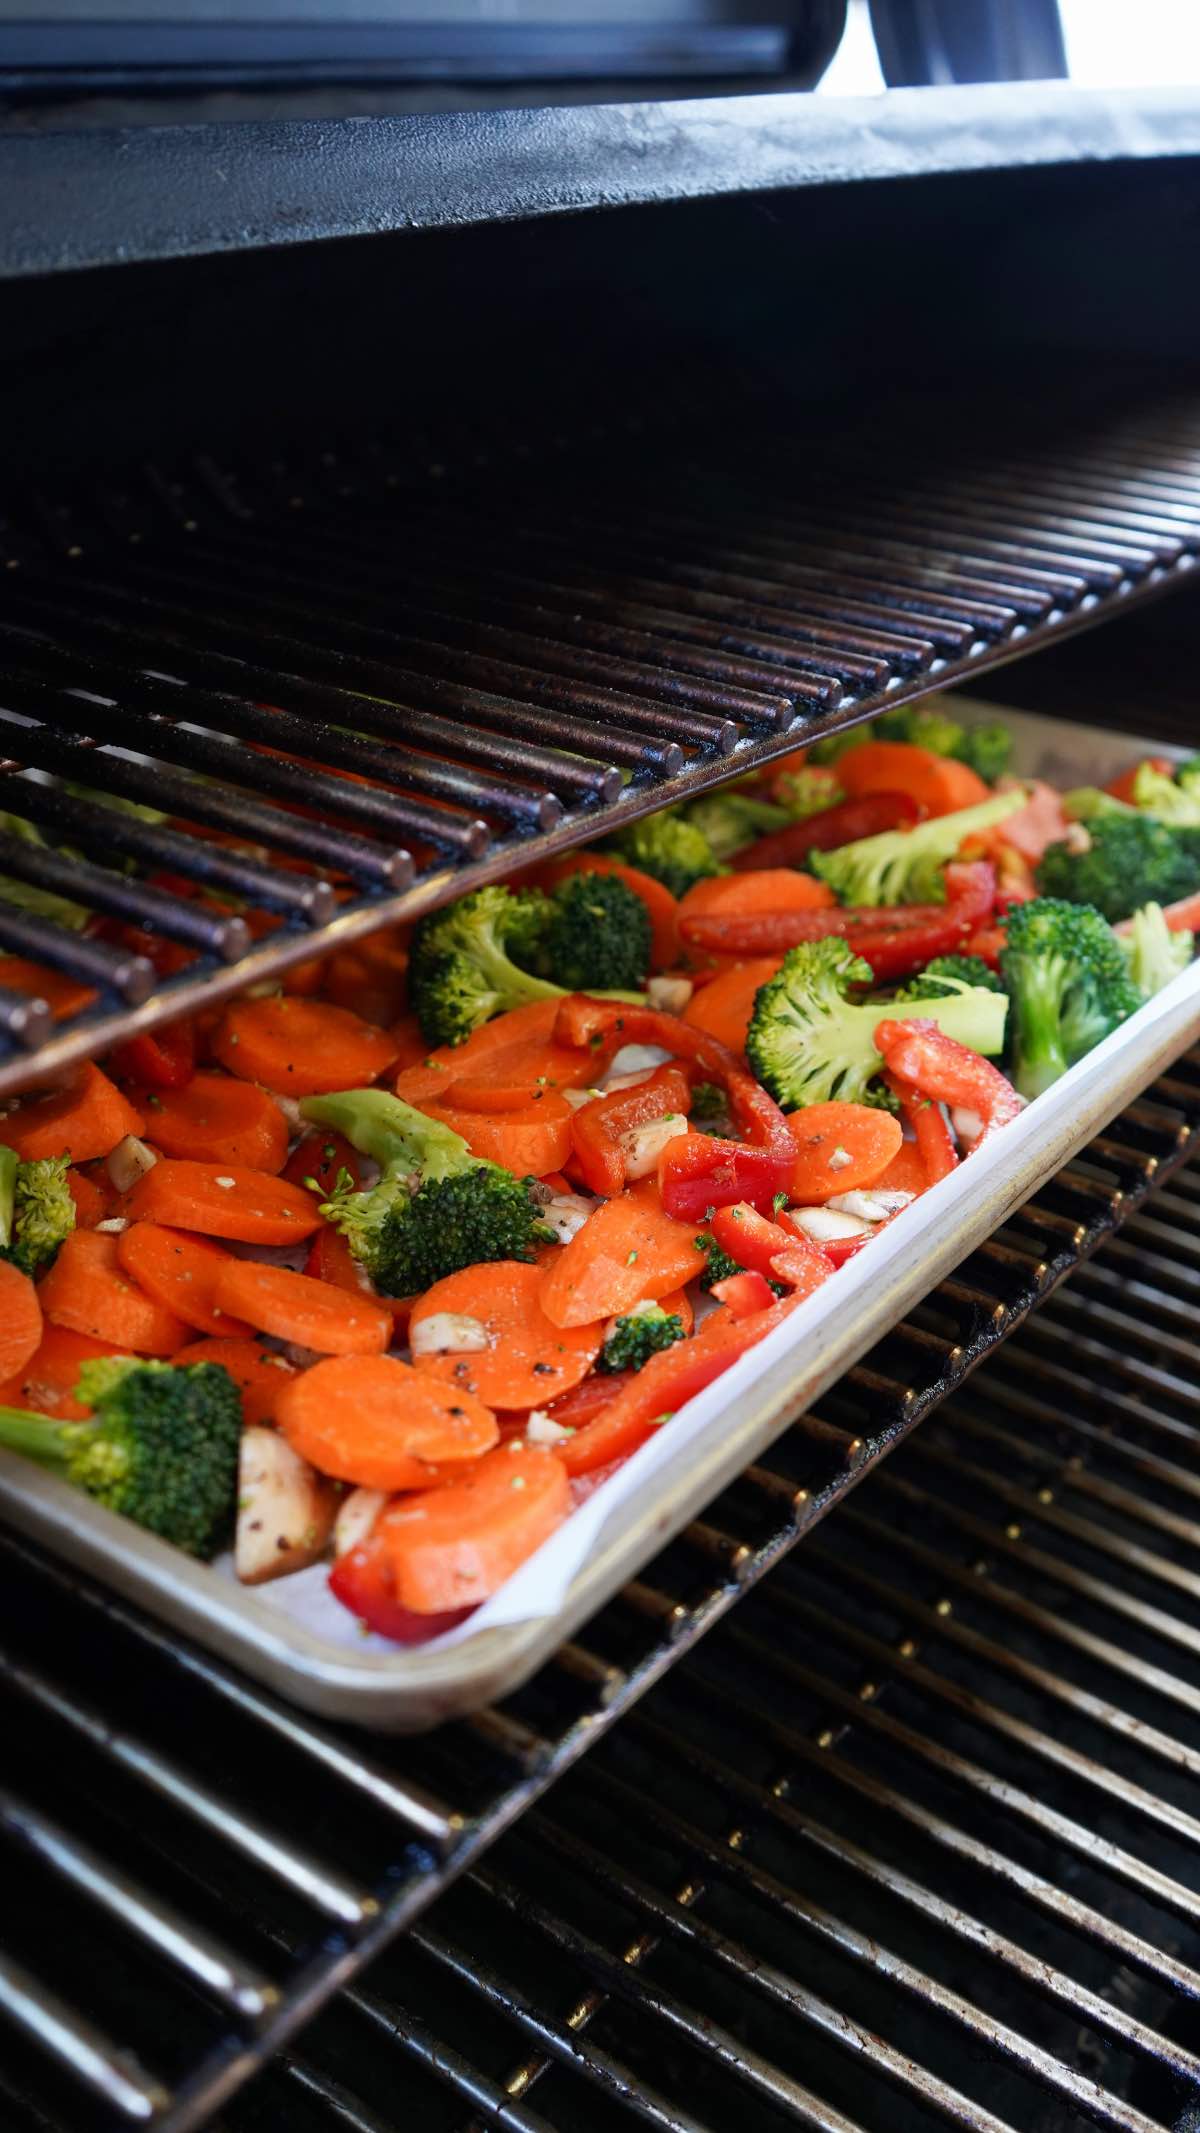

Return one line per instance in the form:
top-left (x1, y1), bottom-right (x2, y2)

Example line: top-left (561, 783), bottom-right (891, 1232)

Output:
top-left (2, 383), bottom-right (1200, 1085)
top-left (0, 1053), bottom-right (1199, 2133)
top-left (220, 1160), bottom-right (1200, 2133)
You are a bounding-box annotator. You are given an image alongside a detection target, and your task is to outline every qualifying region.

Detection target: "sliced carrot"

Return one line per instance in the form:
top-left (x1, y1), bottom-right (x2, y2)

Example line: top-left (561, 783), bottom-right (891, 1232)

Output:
top-left (394, 998), bottom-right (603, 1105)
top-left (278, 1353), bottom-right (498, 1489)
top-left (123, 1160), bottom-right (324, 1245)
top-left (410, 1262), bottom-right (602, 1410)
top-left (0, 1063), bottom-right (145, 1164)
top-left (280, 953), bottom-right (329, 996)
top-left (303, 1224), bottom-right (412, 1335)
top-left (324, 930), bottom-right (410, 1026)
top-left (116, 1224), bottom-right (253, 1339)
top-left (784, 1102), bottom-right (903, 1203)
top-left (0, 1261), bottom-right (44, 1381)
top-left (211, 1260), bottom-right (393, 1356)
top-left (137, 1073), bottom-right (289, 1173)
top-left (837, 742), bottom-right (989, 818)
top-left (0, 957), bottom-right (97, 1022)
top-left (419, 1092), bottom-right (574, 1178)
top-left (870, 1139), bottom-right (930, 1198)
top-left (36, 1230), bottom-right (188, 1356)
top-left (66, 1166), bottom-right (108, 1229)
top-left (0, 1324), bottom-right (121, 1420)
top-left (678, 871), bottom-right (836, 924)
top-left (211, 995), bottom-right (397, 1096)
top-left (380, 1441), bottom-right (570, 1612)
top-left (171, 1337), bottom-right (297, 1426)
top-left (537, 853), bottom-right (681, 971)
top-left (539, 1180), bottom-right (705, 1329)
top-left (387, 1013), bottom-right (430, 1076)
top-left (682, 956), bottom-right (782, 1055)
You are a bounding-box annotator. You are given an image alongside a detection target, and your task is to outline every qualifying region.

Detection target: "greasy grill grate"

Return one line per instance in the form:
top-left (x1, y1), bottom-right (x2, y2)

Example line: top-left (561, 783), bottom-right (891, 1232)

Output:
top-left (1, 1052), bottom-right (1199, 2133)
top-left (1, 388), bottom-right (1200, 1087)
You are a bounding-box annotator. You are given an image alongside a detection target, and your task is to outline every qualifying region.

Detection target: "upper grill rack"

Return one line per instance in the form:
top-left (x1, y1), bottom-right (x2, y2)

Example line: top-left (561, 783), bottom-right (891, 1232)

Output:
top-left (0, 386), bottom-right (1199, 1088)
top-left (1, 1052), bottom-right (1198, 2133)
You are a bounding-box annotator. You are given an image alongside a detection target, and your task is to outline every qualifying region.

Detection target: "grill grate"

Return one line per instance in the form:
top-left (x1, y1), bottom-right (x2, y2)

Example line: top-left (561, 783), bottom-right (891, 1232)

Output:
top-left (1, 1053), bottom-right (1199, 2133)
top-left (1, 387), bottom-right (1200, 1086)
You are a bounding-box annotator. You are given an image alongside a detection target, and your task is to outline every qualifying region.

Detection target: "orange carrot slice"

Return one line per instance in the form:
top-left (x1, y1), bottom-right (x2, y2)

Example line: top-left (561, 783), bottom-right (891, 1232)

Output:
top-left (418, 1093), bottom-right (573, 1178)
top-left (0, 1063), bottom-right (145, 1164)
top-left (211, 1260), bottom-right (393, 1356)
top-left (0, 1324), bottom-right (120, 1419)
top-left (211, 995), bottom-right (397, 1096)
top-left (170, 1336), bottom-right (297, 1425)
top-left (0, 1261), bottom-right (44, 1381)
top-left (123, 1160), bottom-right (323, 1244)
top-left (277, 1353), bottom-right (498, 1489)
top-left (116, 1223), bottom-right (253, 1339)
top-left (678, 871), bottom-right (836, 924)
top-left (394, 999), bottom-right (602, 1105)
top-left (410, 1262), bottom-right (602, 1411)
top-left (0, 957), bottom-right (97, 1022)
top-left (682, 956), bottom-right (782, 1056)
top-left (539, 1181), bottom-right (704, 1328)
top-left (784, 1102), bottom-right (903, 1203)
top-left (380, 1441), bottom-right (570, 1611)
top-left (871, 1140), bottom-right (930, 1198)
top-left (66, 1166), bottom-right (109, 1228)
top-left (837, 742), bottom-right (989, 817)
top-left (139, 1074), bottom-right (289, 1173)
top-left (36, 1230), bottom-right (188, 1355)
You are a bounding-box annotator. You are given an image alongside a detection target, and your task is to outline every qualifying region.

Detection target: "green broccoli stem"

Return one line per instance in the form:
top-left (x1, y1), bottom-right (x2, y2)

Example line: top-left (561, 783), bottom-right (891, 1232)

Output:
top-left (1008, 961), bottom-right (1070, 1098)
top-left (0, 1408), bottom-right (75, 1465)
top-left (0, 1146), bottom-right (16, 1254)
top-left (299, 1087), bottom-right (473, 1181)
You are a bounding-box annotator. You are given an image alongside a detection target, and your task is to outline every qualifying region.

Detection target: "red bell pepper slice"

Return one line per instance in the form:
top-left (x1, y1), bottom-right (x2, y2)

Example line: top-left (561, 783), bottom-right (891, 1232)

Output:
top-left (328, 1528), bottom-right (474, 1643)
top-left (884, 1071), bottom-right (959, 1185)
top-left (570, 1064), bottom-right (692, 1197)
top-left (710, 1201), bottom-right (836, 1297)
top-left (731, 791), bottom-right (918, 872)
top-left (816, 1233), bottom-right (872, 1269)
top-left (874, 1019), bottom-right (1023, 1145)
top-left (709, 1269), bottom-right (778, 1317)
top-left (109, 1019), bottom-right (196, 1090)
top-left (555, 1290), bottom-right (803, 1476)
top-left (553, 999), bottom-right (795, 1220)
top-left (678, 861), bottom-right (997, 980)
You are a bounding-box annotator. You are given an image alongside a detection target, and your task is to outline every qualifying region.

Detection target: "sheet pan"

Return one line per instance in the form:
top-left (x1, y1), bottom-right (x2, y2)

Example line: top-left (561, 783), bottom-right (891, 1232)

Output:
top-left (1, 702), bottom-right (1197, 1728)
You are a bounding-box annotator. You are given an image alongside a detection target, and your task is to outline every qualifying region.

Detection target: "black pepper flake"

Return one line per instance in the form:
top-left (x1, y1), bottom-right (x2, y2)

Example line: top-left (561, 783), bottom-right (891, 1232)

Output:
top-left (532, 1361), bottom-right (554, 1375)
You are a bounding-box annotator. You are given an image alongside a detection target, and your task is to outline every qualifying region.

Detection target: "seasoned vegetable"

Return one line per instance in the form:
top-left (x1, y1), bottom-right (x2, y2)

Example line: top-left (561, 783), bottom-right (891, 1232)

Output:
top-left (811, 792), bottom-right (1023, 906)
top-left (598, 1303), bottom-right (687, 1374)
top-left (607, 811), bottom-right (722, 900)
top-left (538, 872), bottom-right (651, 992)
top-left (1037, 813), bottom-right (1200, 922)
top-left (0, 1149), bottom-right (74, 1279)
top-left (1000, 897), bottom-right (1143, 1099)
top-left (0, 1355), bottom-right (242, 1557)
top-left (1120, 902), bottom-right (1194, 996)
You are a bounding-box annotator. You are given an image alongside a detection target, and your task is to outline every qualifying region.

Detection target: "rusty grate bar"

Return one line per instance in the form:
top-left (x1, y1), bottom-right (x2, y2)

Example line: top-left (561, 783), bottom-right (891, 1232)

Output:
top-left (2, 387), bottom-right (1200, 1089)
top-left (0, 1054), bottom-right (1197, 2133)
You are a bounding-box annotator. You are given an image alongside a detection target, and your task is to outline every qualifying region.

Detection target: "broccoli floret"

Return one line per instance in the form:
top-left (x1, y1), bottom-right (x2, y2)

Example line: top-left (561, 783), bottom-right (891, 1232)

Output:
top-left (772, 768), bottom-right (845, 818)
top-left (1179, 755), bottom-right (1200, 792)
top-left (1000, 898), bottom-right (1143, 1100)
top-left (1062, 787), bottom-right (1135, 822)
top-left (873, 704), bottom-right (966, 758)
top-left (811, 791), bottom-right (1024, 906)
top-left (539, 873), bottom-right (651, 992)
top-left (955, 722), bottom-right (1013, 785)
top-left (607, 812), bottom-right (722, 900)
top-left (683, 792), bottom-right (790, 862)
top-left (598, 1303), bottom-right (686, 1373)
top-left (745, 938), bottom-right (1008, 1109)
top-left (1120, 902), bottom-right (1194, 997)
top-left (0, 1149), bottom-right (75, 1279)
top-left (1131, 762), bottom-right (1200, 827)
top-left (0, 1356), bottom-right (242, 1557)
top-left (300, 1086), bottom-right (552, 1297)
top-left (408, 885), bottom-right (560, 1046)
top-left (895, 954), bottom-right (1006, 1000)
top-left (1036, 814), bottom-right (1200, 922)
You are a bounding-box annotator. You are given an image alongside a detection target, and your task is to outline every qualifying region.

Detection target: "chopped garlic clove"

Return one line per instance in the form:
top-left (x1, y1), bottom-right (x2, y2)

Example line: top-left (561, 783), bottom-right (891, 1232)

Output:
top-left (525, 1410), bottom-right (574, 1445)
top-left (825, 1188), bottom-right (916, 1222)
top-left (951, 1106), bottom-right (984, 1144)
top-left (541, 1193), bottom-right (594, 1243)
top-left (106, 1134), bottom-right (158, 1193)
top-left (409, 1310), bottom-right (490, 1357)
top-left (790, 1205), bottom-right (874, 1244)
top-left (334, 1486), bottom-right (388, 1557)
top-left (647, 974), bottom-right (694, 1014)
top-left (621, 1112), bottom-right (689, 1179)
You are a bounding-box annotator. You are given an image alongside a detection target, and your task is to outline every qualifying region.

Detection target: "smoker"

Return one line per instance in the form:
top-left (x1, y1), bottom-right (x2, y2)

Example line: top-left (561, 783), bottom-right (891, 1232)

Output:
top-left (3, 12), bottom-right (1200, 2129)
